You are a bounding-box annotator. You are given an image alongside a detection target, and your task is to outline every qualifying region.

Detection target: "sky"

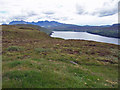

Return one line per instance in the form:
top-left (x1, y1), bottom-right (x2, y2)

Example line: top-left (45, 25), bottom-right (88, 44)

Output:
top-left (0, 0), bottom-right (119, 26)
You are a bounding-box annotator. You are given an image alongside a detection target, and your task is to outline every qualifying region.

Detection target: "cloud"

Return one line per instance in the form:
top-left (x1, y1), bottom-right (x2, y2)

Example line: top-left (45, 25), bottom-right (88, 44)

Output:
top-left (76, 4), bottom-right (85, 15)
top-left (76, 0), bottom-right (118, 17)
top-left (43, 11), bottom-right (55, 15)
top-left (94, 0), bottom-right (118, 17)
top-left (97, 8), bottom-right (117, 17)
top-left (0, 0), bottom-right (119, 25)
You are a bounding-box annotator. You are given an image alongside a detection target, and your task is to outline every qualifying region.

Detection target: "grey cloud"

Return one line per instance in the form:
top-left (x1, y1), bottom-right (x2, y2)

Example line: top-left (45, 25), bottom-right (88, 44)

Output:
top-left (27, 11), bottom-right (37, 17)
top-left (76, 0), bottom-right (118, 17)
top-left (95, 6), bottom-right (118, 17)
top-left (53, 17), bottom-right (68, 21)
top-left (94, 1), bottom-right (118, 17)
top-left (43, 11), bottom-right (55, 15)
top-left (76, 4), bottom-right (85, 15)
top-left (45, 15), bottom-right (70, 21)
top-left (12, 15), bottom-right (27, 21)
top-left (98, 9), bottom-right (117, 17)
top-left (10, 11), bottom-right (37, 21)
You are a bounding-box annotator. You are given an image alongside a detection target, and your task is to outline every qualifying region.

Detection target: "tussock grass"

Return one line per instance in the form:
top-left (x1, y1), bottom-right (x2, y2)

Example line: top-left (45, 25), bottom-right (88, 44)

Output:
top-left (7, 46), bottom-right (24, 51)
top-left (34, 48), bottom-right (51, 53)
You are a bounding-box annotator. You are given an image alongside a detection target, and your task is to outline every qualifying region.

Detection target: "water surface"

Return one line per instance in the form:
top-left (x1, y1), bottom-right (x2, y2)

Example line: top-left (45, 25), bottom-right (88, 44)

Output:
top-left (51, 31), bottom-right (119, 45)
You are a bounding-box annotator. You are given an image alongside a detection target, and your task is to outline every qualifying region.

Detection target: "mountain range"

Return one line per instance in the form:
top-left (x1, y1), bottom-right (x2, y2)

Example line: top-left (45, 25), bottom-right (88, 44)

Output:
top-left (8, 20), bottom-right (119, 30)
top-left (7, 20), bottom-right (120, 38)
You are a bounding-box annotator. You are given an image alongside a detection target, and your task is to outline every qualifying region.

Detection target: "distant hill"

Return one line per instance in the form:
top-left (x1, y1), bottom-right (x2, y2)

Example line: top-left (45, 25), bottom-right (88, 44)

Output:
top-left (8, 20), bottom-right (86, 31)
top-left (8, 20), bottom-right (119, 38)
top-left (9, 21), bottom-right (28, 25)
top-left (8, 20), bottom-right (119, 31)
top-left (14, 24), bottom-right (52, 35)
top-left (9, 22), bottom-right (52, 35)
top-left (9, 20), bottom-right (64, 28)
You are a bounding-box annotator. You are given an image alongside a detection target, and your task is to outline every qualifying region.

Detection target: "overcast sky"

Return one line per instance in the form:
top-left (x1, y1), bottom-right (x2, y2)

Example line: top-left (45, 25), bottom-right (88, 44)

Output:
top-left (0, 0), bottom-right (119, 26)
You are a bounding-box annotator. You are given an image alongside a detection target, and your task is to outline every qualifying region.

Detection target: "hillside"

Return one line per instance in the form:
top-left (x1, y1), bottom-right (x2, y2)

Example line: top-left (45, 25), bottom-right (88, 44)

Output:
top-left (2, 25), bottom-right (118, 88)
top-left (8, 20), bottom-right (119, 38)
top-left (7, 24), bottom-right (52, 35)
top-left (15, 24), bottom-right (52, 35)
top-left (85, 24), bottom-right (119, 38)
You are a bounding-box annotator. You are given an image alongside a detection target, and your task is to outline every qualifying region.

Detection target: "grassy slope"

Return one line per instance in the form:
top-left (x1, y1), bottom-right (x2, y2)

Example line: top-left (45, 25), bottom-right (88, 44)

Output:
top-left (87, 30), bottom-right (118, 38)
top-left (14, 24), bottom-right (52, 35)
top-left (2, 25), bottom-right (119, 88)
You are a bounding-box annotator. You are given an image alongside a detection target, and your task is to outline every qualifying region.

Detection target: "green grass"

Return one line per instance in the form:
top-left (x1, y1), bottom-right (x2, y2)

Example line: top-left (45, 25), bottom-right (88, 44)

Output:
top-left (2, 25), bottom-right (119, 88)
top-left (7, 46), bottom-right (24, 51)
top-left (34, 48), bottom-right (52, 53)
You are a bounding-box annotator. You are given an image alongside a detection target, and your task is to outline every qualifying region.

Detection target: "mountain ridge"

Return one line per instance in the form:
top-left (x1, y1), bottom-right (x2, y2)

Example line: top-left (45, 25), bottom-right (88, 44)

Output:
top-left (7, 20), bottom-right (120, 38)
top-left (8, 20), bottom-right (120, 29)
top-left (8, 20), bottom-right (119, 26)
